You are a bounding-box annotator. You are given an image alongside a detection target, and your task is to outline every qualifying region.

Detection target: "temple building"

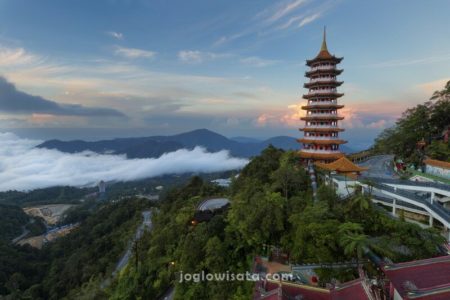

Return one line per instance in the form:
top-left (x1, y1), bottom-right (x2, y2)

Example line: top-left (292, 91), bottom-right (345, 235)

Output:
top-left (315, 156), bottom-right (368, 180)
top-left (299, 28), bottom-right (347, 163)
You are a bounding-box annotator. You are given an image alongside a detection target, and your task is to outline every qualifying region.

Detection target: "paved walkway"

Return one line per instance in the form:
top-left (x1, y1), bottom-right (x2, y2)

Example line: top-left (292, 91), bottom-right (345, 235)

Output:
top-left (359, 155), bottom-right (396, 179)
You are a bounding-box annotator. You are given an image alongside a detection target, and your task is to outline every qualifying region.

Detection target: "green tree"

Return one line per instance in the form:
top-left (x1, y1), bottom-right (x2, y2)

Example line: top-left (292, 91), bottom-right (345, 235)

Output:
top-left (228, 191), bottom-right (285, 248)
top-left (339, 232), bottom-right (369, 265)
top-left (373, 80), bottom-right (450, 163)
top-left (271, 152), bottom-right (308, 201)
top-left (316, 185), bottom-right (339, 210)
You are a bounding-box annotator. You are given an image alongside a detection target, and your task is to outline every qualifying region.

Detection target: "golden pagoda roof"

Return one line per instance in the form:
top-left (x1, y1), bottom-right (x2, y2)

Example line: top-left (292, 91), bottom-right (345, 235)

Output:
top-left (306, 27), bottom-right (343, 65)
top-left (316, 27), bottom-right (333, 59)
top-left (315, 156), bottom-right (368, 173)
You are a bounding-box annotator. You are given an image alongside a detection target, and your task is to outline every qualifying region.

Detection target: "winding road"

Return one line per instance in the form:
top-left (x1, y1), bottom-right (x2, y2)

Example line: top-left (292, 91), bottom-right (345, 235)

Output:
top-left (11, 218), bottom-right (35, 244)
top-left (113, 210), bottom-right (152, 276)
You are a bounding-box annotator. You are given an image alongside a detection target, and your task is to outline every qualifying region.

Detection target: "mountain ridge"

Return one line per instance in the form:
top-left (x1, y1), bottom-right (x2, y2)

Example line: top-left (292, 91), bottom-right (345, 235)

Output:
top-left (37, 128), bottom-right (353, 158)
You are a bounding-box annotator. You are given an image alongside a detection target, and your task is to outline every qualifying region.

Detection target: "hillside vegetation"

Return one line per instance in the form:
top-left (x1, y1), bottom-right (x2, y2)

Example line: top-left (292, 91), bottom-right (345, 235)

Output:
top-left (110, 146), bottom-right (444, 300)
top-left (0, 198), bottom-right (152, 299)
top-left (0, 204), bottom-right (29, 242)
top-left (373, 80), bottom-right (450, 164)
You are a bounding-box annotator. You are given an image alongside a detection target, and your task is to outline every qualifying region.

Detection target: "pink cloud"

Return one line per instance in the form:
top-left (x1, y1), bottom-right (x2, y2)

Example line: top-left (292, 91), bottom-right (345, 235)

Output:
top-left (255, 101), bottom-right (396, 131)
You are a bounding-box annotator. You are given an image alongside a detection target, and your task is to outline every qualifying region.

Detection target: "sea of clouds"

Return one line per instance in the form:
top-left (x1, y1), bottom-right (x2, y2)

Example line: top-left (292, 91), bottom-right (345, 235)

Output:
top-left (0, 132), bottom-right (249, 191)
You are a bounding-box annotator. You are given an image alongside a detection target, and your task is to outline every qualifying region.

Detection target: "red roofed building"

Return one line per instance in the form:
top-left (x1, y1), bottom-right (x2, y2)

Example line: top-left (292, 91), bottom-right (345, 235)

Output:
top-left (254, 278), bottom-right (374, 300)
top-left (382, 255), bottom-right (450, 299)
top-left (253, 256), bottom-right (375, 300)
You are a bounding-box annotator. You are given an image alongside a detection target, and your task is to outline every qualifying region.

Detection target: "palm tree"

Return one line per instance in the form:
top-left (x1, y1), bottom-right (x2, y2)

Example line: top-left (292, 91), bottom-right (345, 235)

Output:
top-left (350, 194), bottom-right (370, 212)
top-left (338, 222), bottom-right (363, 236)
top-left (339, 232), bottom-right (370, 272)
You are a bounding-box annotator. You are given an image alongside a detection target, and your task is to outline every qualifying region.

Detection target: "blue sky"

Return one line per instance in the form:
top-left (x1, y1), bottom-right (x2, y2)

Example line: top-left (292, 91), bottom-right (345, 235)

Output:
top-left (0, 0), bottom-right (449, 149)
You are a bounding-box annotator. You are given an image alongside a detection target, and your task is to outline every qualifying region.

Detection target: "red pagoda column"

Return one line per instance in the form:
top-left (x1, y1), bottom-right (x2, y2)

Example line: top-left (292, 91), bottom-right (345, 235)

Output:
top-left (299, 28), bottom-right (347, 163)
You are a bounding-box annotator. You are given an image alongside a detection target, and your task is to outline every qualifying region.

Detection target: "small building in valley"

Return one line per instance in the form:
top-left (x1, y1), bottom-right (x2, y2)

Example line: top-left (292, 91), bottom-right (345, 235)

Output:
top-left (424, 158), bottom-right (450, 180)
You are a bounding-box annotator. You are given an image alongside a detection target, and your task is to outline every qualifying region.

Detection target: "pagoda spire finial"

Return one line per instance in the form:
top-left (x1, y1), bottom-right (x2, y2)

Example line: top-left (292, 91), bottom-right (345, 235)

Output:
top-left (320, 26), bottom-right (328, 52)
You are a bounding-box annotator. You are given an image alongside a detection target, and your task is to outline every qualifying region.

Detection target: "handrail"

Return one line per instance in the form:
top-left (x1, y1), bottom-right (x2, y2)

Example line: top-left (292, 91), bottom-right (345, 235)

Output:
top-left (310, 66), bottom-right (336, 71)
top-left (367, 181), bottom-right (450, 221)
top-left (370, 193), bottom-right (427, 212)
top-left (362, 176), bottom-right (450, 192)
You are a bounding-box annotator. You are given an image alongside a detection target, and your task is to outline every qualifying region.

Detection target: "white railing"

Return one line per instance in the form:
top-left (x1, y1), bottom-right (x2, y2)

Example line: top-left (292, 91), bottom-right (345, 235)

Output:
top-left (308, 100), bottom-right (338, 105)
top-left (306, 113), bottom-right (342, 118)
top-left (309, 77), bottom-right (336, 83)
top-left (302, 136), bottom-right (339, 140)
top-left (310, 65), bottom-right (336, 72)
top-left (308, 88), bottom-right (337, 94)
top-left (303, 124), bottom-right (338, 128)
top-left (301, 149), bottom-right (341, 154)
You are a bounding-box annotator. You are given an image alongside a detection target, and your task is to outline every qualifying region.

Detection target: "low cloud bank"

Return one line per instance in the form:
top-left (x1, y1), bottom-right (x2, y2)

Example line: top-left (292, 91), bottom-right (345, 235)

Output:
top-left (0, 132), bottom-right (248, 191)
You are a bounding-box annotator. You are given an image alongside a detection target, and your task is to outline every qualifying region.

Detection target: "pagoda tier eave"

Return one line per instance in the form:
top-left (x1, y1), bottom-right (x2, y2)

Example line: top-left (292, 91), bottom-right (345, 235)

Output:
top-left (303, 93), bottom-right (344, 99)
top-left (306, 57), bottom-right (343, 66)
top-left (299, 127), bottom-right (345, 132)
top-left (301, 105), bottom-right (344, 109)
top-left (304, 81), bottom-right (343, 88)
top-left (299, 151), bottom-right (345, 160)
top-left (297, 138), bottom-right (347, 145)
top-left (305, 69), bottom-right (343, 76)
top-left (300, 116), bottom-right (345, 121)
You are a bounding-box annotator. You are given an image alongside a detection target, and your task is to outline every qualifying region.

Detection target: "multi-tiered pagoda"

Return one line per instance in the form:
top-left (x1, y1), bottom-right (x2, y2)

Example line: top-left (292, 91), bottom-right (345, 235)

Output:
top-left (299, 28), bottom-right (347, 163)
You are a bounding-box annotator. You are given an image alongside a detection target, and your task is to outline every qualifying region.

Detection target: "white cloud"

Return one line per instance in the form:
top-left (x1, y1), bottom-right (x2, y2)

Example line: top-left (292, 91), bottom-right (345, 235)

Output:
top-left (107, 31), bottom-right (124, 40)
top-left (0, 132), bottom-right (248, 191)
top-left (278, 14), bottom-right (305, 29)
top-left (0, 46), bottom-right (40, 67)
top-left (417, 78), bottom-right (450, 95)
top-left (177, 50), bottom-right (227, 64)
top-left (277, 10), bottom-right (324, 30)
top-left (214, 0), bottom-right (329, 46)
top-left (114, 46), bottom-right (156, 59)
top-left (364, 53), bottom-right (450, 68)
top-left (255, 102), bottom-right (306, 128)
top-left (240, 56), bottom-right (278, 67)
top-left (298, 12), bottom-right (321, 28)
top-left (268, 0), bottom-right (308, 23)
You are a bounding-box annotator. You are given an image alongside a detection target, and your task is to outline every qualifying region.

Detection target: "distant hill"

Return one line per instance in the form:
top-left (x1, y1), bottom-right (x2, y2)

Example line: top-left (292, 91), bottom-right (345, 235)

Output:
top-left (230, 136), bottom-right (261, 143)
top-left (37, 129), bottom-right (353, 158)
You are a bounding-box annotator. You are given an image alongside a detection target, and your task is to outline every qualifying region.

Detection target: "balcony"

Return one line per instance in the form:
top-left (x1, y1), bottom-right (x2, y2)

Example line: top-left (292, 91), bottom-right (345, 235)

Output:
top-left (303, 124), bottom-right (338, 128)
top-left (310, 65), bottom-right (336, 72)
top-left (301, 149), bottom-right (341, 154)
top-left (309, 88), bottom-right (337, 94)
top-left (309, 77), bottom-right (336, 83)
top-left (303, 136), bottom-right (339, 140)
top-left (305, 113), bottom-right (343, 118)
top-left (308, 100), bottom-right (337, 105)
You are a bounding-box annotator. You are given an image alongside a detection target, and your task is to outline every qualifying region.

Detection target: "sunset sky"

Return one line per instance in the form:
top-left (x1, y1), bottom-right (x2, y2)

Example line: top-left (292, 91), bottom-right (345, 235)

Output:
top-left (0, 0), bottom-right (449, 149)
